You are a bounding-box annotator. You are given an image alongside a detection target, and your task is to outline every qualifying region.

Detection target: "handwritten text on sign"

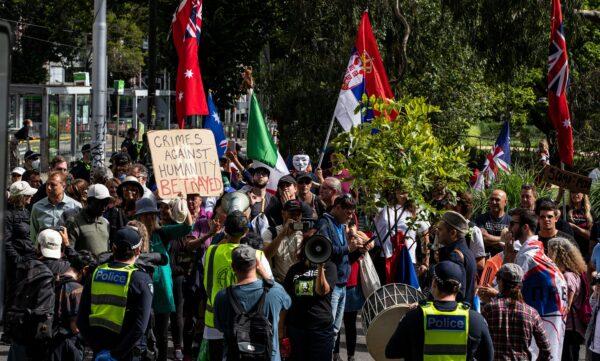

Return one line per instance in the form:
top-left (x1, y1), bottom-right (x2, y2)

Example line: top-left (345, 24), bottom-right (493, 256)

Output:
top-left (542, 165), bottom-right (592, 194)
top-left (148, 129), bottom-right (223, 197)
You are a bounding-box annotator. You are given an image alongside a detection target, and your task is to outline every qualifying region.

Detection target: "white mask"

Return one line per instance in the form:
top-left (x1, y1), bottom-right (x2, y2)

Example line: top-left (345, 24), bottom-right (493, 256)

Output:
top-left (32, 159), bottom-right (40, 170)
top-left (292, 154), bottom-right (310, 172)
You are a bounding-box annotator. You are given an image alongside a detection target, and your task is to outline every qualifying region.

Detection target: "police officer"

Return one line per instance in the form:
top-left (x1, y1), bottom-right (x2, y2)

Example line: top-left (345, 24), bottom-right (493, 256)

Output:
top-left (77, 226), bottom-right (153, 361)
top-left (385, 261), bottom-right (493, 361)
top-left (70, 144), bottom-right (92, 182)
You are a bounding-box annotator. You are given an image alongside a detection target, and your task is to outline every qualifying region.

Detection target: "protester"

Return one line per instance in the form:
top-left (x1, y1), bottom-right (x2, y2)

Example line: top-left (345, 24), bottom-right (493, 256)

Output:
top-left (566, 191), bottom-right (593, 257)
top-left (110, 152), bottom-right (132, 181)
top-left (30, 171), bottom-right (82, 243)
top-left (588, 276), bottom-right (600, 360)
top-left (129, 163), bottom-right (155, 200)
top-left (262, 199), bottom-right (306, 283)
top-left (10, 167), bottom-right (25, 184)
top-left (318, 177), bottom-right (342, 216)
top-left (536, 199), bottom-right (576, 247)
top-left (104, 177), bottom-right (121, 209)
top-left (436, 211), bottom-right (477, 305)
top-left (203, 211), bottom-right (273, 361)
top-left (70, 144), bottom-right (92, 182)
top-left (283, 237), bottom-right (337, 361)
top-left (520, 184), bottom-right (537, 211)
top-left (266, 175), bottom-right (299, 226)
top-left (135, 197), bottom-right (193, 361)
top-left (474, 189), bottom-right (510, 256)
top-left (315, 195), bottom-right (359, 341)
top-left (91, 166), bottom-right (112, 186)
top-left (295, 171), bottom-right (319, 219)
top-left (502, 208), bottom-right (568, 360)
top-left (22, 169), bottom-right (42, 190)
top-left (121, 127), bottom-right (139, 162)
top-left (385, 261), bottom-right (494, 360)
top-left (23, 150), bottom-right (41, 172)
top-left (105, 176), bottom-right (143, 240)
top-left (66, 179), bottom-right (89, 208)
top-left (214, 244), bottom-right (291, 361)
top-left (77, 226), bottom-right (154, 360)
top-left (447, 192), bottom-right (486, 272)
top-left (547, 237), bottom-right (588, 361)
top-left (31, 155), bottom-right (71, 205)
top-left (65, 184), bottom-right (111, 256)
top-left (481, 263), bottom-right (551, 360)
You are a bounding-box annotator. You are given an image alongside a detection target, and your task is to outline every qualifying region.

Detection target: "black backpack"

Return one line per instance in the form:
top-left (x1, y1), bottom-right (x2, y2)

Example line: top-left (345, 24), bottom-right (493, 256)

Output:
top-left (5, 259), bottom-right (57, 345)
top-left (226, 281), bottom-right (274, 361)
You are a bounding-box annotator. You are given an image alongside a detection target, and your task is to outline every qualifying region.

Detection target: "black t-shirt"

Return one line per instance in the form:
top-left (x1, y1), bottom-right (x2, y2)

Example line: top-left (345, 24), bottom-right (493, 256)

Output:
top-left (474, 212), bottom-right (511, 255)
top-left (283, 260), bottom-right (337, 330)
top-left (538, 229), bottom-right (577, 249)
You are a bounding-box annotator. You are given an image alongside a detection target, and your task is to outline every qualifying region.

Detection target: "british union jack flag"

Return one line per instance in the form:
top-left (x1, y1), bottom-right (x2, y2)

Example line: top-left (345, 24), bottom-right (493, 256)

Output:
top-left (473, 121), bottom-right (511, 190)
top-left (184, 0), bottom-right (202, 40)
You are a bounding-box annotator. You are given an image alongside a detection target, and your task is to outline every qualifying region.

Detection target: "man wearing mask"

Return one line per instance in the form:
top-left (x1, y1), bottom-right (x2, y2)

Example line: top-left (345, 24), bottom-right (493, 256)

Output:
top-left (65, 184), bottom-right (112, 256)
top-left (474, 189), bottom-right (510, 255)
top-left (70, 144), bottom-right (92, 182)
top-left (436, 211), bottom-right (477, 305)
top-left (30, 171), bottom-right (82, 244)
top-left (110, 152), bottom-right (132, 181)
top-left (23, 150), bottom-right (41, 172)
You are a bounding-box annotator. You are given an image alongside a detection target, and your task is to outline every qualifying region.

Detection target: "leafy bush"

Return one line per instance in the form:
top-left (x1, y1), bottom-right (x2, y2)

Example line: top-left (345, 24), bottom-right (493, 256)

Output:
top-left (591, 182), bottom-right (600, 220)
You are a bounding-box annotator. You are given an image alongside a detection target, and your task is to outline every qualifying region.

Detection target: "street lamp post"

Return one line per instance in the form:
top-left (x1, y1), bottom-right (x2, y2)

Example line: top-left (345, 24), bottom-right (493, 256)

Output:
top-left (91, 0), bottom-right (107, 169)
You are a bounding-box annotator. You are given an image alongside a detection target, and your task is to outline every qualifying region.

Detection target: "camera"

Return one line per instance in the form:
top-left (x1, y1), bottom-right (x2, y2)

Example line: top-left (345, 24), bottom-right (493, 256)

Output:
top-left (291, 219), bottom-right (315, 232)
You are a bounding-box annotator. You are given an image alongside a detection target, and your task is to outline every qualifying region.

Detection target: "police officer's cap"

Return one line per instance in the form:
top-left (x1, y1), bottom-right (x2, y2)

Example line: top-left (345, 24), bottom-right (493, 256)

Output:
top-left (114, 226), bottom-right (142, 250)
top-left (433, 261), bottom-right (463, 286)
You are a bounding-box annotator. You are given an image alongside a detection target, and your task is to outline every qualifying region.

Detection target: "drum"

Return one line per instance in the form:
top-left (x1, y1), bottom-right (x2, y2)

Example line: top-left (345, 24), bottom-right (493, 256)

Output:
top-left (361, 283), bottom-right (425, 361)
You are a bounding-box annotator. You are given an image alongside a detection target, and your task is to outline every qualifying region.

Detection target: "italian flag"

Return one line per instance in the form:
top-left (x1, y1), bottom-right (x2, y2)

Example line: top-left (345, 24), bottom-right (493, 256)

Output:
top-left (247, 93), bottom-right (289, 193)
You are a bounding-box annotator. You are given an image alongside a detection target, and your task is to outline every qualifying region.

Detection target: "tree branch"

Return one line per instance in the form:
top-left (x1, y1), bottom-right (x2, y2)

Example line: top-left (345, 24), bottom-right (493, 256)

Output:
top-left (391, 0), bottom-right (411, 83)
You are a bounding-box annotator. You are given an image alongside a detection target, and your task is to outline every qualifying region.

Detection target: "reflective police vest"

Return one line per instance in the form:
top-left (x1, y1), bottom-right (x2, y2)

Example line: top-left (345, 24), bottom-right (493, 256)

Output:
top-left (421, 301), bottom-right (469, 361)
top-left (203, 243), bottom-right (266, 328)
top-left (89, 263), bottom-right (138, 333)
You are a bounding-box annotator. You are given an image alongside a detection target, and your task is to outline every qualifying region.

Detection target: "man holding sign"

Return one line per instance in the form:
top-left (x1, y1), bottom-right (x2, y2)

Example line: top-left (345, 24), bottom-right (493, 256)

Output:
top-left (147, 129), bottom-right (224, 198)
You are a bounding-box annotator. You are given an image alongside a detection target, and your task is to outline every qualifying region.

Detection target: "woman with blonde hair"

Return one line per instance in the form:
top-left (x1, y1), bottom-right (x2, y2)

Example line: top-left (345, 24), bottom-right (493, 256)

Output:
top-left (567, 191), bottom-right (593, 256)
top-left (548, 237), bottom-right (588, 361)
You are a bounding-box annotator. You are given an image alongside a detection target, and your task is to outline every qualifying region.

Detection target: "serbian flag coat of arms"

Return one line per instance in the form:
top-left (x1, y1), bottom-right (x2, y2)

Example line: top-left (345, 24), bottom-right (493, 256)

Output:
top-left (334, 11), bottom-right (394, 131)
top-left (172, 0), bottom-right (208, 128)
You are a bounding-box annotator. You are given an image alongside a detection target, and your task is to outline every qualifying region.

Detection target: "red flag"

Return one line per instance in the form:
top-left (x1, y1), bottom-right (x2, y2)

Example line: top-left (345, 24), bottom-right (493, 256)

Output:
top-left (355, 12), bottom-right (394, 102)
top-left (548, 0), bottom-right (574, 165)
top-left (172, 0), bottom-right (208, 128)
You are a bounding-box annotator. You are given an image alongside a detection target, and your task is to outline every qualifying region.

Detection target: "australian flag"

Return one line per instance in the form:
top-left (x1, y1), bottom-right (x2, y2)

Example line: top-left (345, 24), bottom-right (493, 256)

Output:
top-left (204, 93), bottom-right (227, 158)
top-left (473, 121), bottom-right (511, 190)
top-left (548, 0), bottom-right (574, 166)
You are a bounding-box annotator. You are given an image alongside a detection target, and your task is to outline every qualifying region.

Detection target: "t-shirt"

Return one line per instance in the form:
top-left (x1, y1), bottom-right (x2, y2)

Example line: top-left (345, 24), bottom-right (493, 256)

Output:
top-left (283, 261), bottom-right (337, 330)
top-left (538, 230), bottom-right (576, 249)
top-left (214, 280), bottom-right (291, 361)
top-left (467, 224), bottom-right (486, 259)
top-left (261, 226), bottom-right (304, 283)
top-left (474, 212), bottom-right (511, 255)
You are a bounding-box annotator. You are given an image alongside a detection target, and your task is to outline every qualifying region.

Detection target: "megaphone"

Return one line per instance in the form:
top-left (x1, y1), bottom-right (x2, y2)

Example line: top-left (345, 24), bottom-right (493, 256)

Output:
top-left (304, 235), bottom-right (332, 264)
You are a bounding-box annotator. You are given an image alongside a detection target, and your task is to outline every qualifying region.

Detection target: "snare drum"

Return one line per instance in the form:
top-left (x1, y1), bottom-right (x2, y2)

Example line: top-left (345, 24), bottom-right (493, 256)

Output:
top-left (361, 283), bottom-right (425, 361)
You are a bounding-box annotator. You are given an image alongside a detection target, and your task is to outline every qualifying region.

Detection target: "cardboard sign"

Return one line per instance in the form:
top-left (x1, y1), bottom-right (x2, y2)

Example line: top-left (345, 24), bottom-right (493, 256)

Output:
top-left (542, 165), bottom-right (592, 194)
top-left (148, 129), bottom-right (223, 197)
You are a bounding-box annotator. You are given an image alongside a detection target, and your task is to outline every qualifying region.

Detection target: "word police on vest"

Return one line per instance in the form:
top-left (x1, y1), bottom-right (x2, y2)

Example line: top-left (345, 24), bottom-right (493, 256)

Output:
top-left (95, 269), bottom-right (129, 286)
top-left (426, 315), bottom-right (467, 331)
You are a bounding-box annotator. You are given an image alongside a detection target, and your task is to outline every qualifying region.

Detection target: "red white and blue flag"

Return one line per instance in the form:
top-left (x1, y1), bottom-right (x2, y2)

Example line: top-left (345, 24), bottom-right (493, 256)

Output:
top-left (516, 237), bottom-right (568, 360)
top-left (172, 0), bottom-right (208, 129)
top-left (473, 121), bottom-right (511, 190)
top-left (548, 0), bottom-right (574, 165)
top-left (334, 11), bottom-right (394, 131)
top-left (203, 93), bottom-right (228, 158)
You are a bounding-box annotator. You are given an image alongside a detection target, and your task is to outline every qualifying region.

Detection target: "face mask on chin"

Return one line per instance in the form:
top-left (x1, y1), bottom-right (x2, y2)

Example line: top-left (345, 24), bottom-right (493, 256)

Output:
top-left (32, 159), bottom-right (41, 170)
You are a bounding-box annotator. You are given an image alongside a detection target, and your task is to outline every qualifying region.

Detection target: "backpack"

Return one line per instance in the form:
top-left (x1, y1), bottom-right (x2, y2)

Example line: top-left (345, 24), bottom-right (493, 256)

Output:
top-left (5, 259), bottom-right (57, 345)
top-left (226, 281), bottom-right (274, 361)
top-left (574, 272), bottom-right (592, 325)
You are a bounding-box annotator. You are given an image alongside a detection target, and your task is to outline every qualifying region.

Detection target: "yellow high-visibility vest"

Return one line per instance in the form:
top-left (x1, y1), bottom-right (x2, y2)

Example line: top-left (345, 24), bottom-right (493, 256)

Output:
top-left (421, 301), bottom-right (469, 361)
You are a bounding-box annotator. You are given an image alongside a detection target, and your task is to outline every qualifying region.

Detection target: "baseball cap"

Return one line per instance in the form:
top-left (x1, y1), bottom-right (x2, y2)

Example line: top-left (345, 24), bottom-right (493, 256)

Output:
top-left (24, 150), bottom-right (41, 160)
top-left (278, 175), bottom-right (297, 187)
top-left (441, 211), bottom-right (469, 234)
top-left (9, 181), bottom-right (38, 196)
top-left (88, 184), bottom-right (113, 200)
top-left (294, 171), bottom-right (313, 183)
top-left (496, 263), bottom-right (524, 284)
top-left (283, 199), bottom-right (303, 212)
top-left (38, 229), bottom-right (63, 259)
top-left (231, 244), bottom-right (256, 271)
top-left (433, 261), bottom-right (463, 286)
top-left (111, 152), bottom-right (131, 166)
top-left (81, 144), bottom-right (91, 153)
top-left (113, 226), bottom-right (142, 250)
top-left (11, 167), bottom-right (26, 176)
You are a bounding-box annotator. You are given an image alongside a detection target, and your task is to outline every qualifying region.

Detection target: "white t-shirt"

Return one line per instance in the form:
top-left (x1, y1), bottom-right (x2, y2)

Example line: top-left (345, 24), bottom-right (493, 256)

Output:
top-left (374, 205), bottom-right (429, 262)
top-left (468, 226), bottom-right (486, 259)
top-left (201, 244), bottom-right (273, 340)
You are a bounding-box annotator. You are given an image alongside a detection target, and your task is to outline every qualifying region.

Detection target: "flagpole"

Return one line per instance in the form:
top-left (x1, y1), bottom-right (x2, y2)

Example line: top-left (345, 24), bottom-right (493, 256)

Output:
top-left (561, 162), bottom-right (567, 221)
top-left (317, 113), bottom-right (336, 169)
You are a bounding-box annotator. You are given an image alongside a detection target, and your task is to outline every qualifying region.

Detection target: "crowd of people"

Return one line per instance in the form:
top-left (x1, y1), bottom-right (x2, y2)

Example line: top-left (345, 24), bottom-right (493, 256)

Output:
top-left (3, 129), bottom-right (600, 361)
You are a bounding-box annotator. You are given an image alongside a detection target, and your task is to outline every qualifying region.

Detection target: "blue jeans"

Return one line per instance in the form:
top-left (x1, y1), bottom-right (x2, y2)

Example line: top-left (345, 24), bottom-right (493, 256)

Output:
top-left (331, 285), bottom-right (347, 335)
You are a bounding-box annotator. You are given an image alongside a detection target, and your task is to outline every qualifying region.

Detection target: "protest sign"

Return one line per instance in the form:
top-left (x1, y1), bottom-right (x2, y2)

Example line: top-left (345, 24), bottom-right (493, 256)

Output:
top-left (148, 129), bottom-right (223, 197)
top-left (542, 165), bottom-right (592, 194)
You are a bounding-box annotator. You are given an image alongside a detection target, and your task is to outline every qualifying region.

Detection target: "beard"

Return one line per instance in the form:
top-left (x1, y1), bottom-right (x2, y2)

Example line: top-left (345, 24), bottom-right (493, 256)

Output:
top-left (253, 179), bottom-right (268, 189)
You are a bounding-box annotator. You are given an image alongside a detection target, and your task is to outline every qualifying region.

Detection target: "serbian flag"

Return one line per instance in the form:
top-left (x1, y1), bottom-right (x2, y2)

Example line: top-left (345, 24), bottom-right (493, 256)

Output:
top-left (548, 0), bottom-right (574, 166)
top-left (516, 236), bottom-right (568, 360)
top-left (172, 0), bottom-right (208, 128)
top-left (334, 11), bottom-right (394, 131)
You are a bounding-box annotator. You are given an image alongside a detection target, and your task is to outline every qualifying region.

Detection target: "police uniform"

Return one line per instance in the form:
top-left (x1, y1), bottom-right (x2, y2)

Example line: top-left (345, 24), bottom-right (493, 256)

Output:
top-left (385, 262), bottom-right (494, 361)
top-left (77, 227), bottom-right (153, 361)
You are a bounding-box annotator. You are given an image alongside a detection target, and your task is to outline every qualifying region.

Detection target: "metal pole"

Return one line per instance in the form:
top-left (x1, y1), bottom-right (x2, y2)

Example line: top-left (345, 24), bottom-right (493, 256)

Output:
top-left (561, 162), bottom-right (567, 221)
top-left (147, 0), bottom-right (157, 130)
top-left (91, 0), bottom-right (107, 169)
top-left (317, 113), bottom-right (336, 169)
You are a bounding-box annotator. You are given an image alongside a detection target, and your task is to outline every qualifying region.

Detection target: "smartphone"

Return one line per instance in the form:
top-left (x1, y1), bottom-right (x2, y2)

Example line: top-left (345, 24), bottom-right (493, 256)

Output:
top-left (227, 140), bottom-right (236, 153)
